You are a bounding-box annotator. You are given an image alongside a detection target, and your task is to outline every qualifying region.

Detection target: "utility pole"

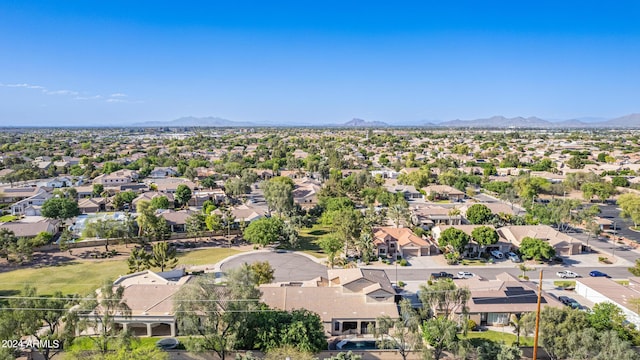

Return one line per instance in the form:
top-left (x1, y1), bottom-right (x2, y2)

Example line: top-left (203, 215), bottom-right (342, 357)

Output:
top-left (533, 270), bottom-right (543, 360)
top-left (612, 220), bottom-right (617, 258)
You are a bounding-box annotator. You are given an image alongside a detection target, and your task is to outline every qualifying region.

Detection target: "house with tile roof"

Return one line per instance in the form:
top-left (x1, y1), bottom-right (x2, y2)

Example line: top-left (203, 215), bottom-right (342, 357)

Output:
top-left (497, 225), bottom-right (584, 255)
top-left (454, 272), bottom-right (563, 326)
top-left (79, 270), bottom-right (192, 337)
top-left (373, 227), bottom-right (438, 258)
top-left (260, 268), bottom-right (399, 336)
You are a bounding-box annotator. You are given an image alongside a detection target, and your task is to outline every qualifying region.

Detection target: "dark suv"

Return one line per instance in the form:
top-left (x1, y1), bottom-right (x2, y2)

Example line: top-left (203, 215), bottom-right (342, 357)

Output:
top-left (430, 272), bottom-right (454, 280)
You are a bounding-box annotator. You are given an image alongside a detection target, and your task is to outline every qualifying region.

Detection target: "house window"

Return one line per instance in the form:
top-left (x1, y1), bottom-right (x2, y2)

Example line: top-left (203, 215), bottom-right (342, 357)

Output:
top-left (360, 321), bottom-right (374, 334)
top-left (487, 313), bottom-right (509, 325)
top-left (342, 321), bottom-right (357, 333)
top-left (334, 321), bottom-right (340, 332)
top-left (379, 248), bottom-right (386, 255)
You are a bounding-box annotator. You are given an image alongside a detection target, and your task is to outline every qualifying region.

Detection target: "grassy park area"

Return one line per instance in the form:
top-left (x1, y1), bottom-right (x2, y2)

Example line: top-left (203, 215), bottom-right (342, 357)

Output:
top-left (0, 247), bottom-right (241, 296)
top-left (294, 224), bottom-right (331, 258)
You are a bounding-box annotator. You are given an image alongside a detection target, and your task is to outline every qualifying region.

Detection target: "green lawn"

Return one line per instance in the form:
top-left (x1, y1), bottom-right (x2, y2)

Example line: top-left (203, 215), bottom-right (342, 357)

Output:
top-left (0, 259), bottom-right (129, 296)
top-left (291, 224), bottom-right (331, 258)
top-left (64, 336), bottom-right (185, 355)
top-left (461, 259), bottom-right (487, 266)
top-left (554, 280), bottom-right (576, 288)
top-left (0, 215), bottom-right (17, 222)
top-left (0, 247), bottom-right (241, 296)
top-left (177, 247), bottom-right (241, 266)
top-left (464, 330), bottom-right (534, 346)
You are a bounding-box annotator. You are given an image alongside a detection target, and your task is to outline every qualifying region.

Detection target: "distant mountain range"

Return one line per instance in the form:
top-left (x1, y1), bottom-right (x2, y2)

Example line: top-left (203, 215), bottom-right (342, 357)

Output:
top-left (433, 114), bottom-right (640, 128)
top-left (131, 116), bottom-right (257, 127)
top-left (129, 114), bottom-right (640, 129)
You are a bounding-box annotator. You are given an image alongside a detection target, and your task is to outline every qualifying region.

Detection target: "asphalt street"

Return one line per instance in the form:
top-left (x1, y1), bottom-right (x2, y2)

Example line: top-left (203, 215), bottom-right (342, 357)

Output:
top-left (219, 251), bottom-right (328, 282)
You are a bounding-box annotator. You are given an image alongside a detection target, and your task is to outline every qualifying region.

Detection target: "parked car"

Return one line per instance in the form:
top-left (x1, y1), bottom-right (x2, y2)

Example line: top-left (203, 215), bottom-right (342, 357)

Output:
top-left (506, 251), bottom-right (521, 263)
top-left (490, 250), bottom-right (504, 259)
top-left (431, 272), bottom-right (454, 280)
top-left (589, 270), bottom-right (609, 277)
top-left (557, 296), bottom-right (580, 308)
top-left (556, 270), bottom-right (580, 278)
top-left (457, 271), bottom-right (475, 279)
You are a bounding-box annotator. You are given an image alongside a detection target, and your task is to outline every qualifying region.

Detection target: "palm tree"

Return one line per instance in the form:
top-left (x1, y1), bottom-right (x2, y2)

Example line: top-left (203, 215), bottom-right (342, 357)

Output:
top-left (448, 207), bottom-right (461, 225)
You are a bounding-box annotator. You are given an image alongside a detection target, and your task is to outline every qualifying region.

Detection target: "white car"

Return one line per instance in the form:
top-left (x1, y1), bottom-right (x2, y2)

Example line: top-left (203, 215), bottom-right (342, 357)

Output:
top-left (490, 250), bottom-right (504, 259)
top-left (556, 270), bottom-right (580, 278)
top-left (457, 271), bottom-right (475, 279)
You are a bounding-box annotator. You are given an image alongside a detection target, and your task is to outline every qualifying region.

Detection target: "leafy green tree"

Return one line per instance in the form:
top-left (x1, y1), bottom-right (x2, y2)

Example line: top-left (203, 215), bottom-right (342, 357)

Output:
top-left (0, 285), bottom-right (79, 360)
top-left (613, 176), bottom-right (631, 187)
top-left (471, 226), bottom-right (499, 255)
top-left (513, 175), bottom-right (550, 202)
top-left (175, 184), bottom-right (193, 208)
top-left (249, 261), bottom-right (275, 285)
top-left (149, 241), bottom-right (178, 272)
top-left (127, 247), bottom-right (151, 273)
top-left (243, 217), bottom-right (284, 247)
top-left (92, 183), bottom-right (104, 197)
top-left (438, 227), bottom-right (470, 255)
top-left (206, 213), bottom-right (223, 234)
top-left (0, 228), bottom-right (18, 260)
top-left (318, 234), bottom-right (344, 268)
top-left (263, 177), bottom-right (294, 217)
top-left (465, 203), bottom-right (494, 224)
top-left (112, 190), bottom-right (136, 210)
top-left (150, 195), bottom-right (170, 210)
top-left (82, 218), bottom-right (126, 252)
top-left (518, 237), bottom-right (556, 261)
top-left (174, 265), bottom-right (261, 360)
top-left (567, 155), bottom-right (585, 169)
top-left (618, 193), bottom-right (640, 227)
top-left (582, 181), bottom-right (615, 202)
top-left (327, 351), bottom-right (362, 360)
top-left (224, 178), bottom-right (250, 200)
top-left (589, 302), bottom-right (635, 342)
top-left (136, 201), bottom-right (170, 243)
top-left (42, 197), bottom-right (80, 221)
top-left (58, 228), bottom-right (75, 254)
top-left (566, 328), bottom-right (639, 360)
top-left (628, 259), bottom-right (640, 276)
top-left (186, 212), bottom-right (207, 239)
top-left (422, 316), bottom-right (459, 360)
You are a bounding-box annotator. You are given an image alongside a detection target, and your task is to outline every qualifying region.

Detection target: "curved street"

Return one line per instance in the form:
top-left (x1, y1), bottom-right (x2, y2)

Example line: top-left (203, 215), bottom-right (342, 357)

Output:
top-left (219, 251), bottom-right (328, 282)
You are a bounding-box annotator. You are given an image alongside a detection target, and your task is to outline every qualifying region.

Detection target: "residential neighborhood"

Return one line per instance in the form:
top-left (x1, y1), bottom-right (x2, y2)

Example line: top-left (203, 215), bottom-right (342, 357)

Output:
top-left (1, 126), bottom-right (640, 359)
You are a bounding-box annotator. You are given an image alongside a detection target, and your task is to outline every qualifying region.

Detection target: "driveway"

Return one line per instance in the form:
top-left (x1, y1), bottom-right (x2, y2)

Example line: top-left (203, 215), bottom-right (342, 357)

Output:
top-left (219, 251), bottom-right (328, 282)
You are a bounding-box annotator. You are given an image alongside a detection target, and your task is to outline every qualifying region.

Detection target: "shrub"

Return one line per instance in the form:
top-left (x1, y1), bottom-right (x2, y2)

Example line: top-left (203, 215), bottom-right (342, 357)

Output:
top-left (399, 259), bottom-right (408, 266)
top-left (397, 281), bottom-right (406, 287)
top-left (467, 319), bottom-right (477, 331)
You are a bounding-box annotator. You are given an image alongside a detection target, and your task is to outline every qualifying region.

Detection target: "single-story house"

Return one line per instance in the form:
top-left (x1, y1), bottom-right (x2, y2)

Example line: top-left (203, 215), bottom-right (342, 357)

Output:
top-left (0, 217), bottom-right (59, 238)
top-left (497, 225), bottom-right (583, 255)
top-left (422, 185), bottom-right (465, 202)
top-left (78, 197), bottom-right (108, 214)
top-left (455, 272), bottom-right (564, 326)
top-left (149, 167), bottom-right (179, 178)
top-left (459, 202), bottom-right (525, 218)
top-left (575, 277), bottom-right (640, 329)
top-left (78, 270), bottom-right (192, 337)
top-left (260, 268), bottom-right (399, 336)
top-left (159, 209), bottom-right (194, 233)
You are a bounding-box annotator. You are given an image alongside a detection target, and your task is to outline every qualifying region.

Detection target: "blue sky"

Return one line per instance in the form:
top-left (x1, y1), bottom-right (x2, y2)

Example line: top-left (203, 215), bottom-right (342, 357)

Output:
top-left (1, 1), bottom-right (639, 126)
